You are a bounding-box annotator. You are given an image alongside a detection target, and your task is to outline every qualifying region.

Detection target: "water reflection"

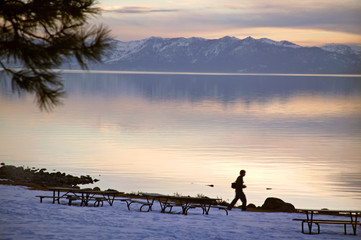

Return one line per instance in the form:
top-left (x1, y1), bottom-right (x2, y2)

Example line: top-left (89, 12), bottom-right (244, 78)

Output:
top-left (0, 73), bottom-right (360, 209)
top-left (63, 73), bottom-right (361, 99)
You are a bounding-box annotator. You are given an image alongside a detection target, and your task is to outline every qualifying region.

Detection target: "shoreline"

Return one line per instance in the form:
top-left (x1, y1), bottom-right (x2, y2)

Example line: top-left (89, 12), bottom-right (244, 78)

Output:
top-left (3, 68), bottom-right (361, 77)
top-left (55, 69), bottom-right (361, 77)
top-left (0, 163), bottom-right (295, 213)
top-left (1, 180), bottom-right (356, 217)
top-left (2, 163), bottom-right (359, 214)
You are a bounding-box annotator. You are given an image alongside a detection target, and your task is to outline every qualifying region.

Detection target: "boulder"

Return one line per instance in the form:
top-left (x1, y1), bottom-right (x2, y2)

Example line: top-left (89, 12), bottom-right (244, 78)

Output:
top-left (261, 197), bottom-right (295, 211)
top-left (247, 203), bottom-right (256, 209)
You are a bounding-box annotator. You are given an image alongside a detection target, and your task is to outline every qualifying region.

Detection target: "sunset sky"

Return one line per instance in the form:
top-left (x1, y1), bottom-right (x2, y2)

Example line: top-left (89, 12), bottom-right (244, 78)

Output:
top-left (96, 0), bottom-right (361, 46)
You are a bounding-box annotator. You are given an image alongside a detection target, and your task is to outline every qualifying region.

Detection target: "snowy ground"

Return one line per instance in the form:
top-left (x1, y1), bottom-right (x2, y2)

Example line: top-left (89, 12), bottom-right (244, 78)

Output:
top-left (0, 184), bottom-right (358, 240)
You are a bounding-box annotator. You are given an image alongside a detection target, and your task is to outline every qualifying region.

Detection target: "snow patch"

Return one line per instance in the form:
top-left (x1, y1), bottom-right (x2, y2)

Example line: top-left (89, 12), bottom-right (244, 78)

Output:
top-left (104, 39), bottom-right (147, 62)
top-left (0, 185), bottom-right (355, 240)
top-left (321, 44), bottom-right (361, 55)
top-left (260, 38), bottom-right (301, 48)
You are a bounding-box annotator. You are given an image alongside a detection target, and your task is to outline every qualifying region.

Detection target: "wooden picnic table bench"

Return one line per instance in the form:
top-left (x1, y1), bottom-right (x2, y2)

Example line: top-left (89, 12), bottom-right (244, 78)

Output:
top-left (140, 193), bottom-right (226, 215)
top-left (36, 195), bottom-right (58, 203)
top-left (36, 195), bottom-right (81, 206)
top-left (66, 195), bottom-right (81, 206)
top-left (293, 209), bottom-right (361, 235)
top-left (125, 199), bottom-right (153, 212)
top-left (38, 187), bottom-right (124, 207)
top-left (210, 205), bottom-right (229, 215)
top-left (35, 188), bottom-right (227, 215)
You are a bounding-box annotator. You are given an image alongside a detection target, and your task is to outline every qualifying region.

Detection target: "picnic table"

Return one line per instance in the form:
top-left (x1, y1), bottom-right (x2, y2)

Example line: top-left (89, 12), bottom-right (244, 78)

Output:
top-left (138, 193), bottom-right (228, 215)
top-left (35, 188), bottom-right (228, 215)
top-left (38, 187), bottom-right (124, 207)
top-left (293, 209), bottom-right (361, 235)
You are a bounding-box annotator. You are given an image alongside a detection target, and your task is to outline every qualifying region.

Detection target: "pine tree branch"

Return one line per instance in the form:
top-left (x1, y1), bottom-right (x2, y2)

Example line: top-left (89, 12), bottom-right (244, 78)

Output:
top-left (0, 0), bottom-right (111, 110)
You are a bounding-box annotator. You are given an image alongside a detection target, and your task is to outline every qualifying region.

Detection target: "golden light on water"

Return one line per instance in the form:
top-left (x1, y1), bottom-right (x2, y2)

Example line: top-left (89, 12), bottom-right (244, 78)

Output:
top-left (1, 74), bottom-right (360, 209)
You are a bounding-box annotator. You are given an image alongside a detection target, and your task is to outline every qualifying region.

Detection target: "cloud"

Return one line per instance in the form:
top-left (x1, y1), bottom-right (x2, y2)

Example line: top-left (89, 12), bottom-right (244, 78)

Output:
top-left (102, 3), bottom-right (360, 34)
top-left (98, 1), bottom-right (361, 44)
top-left (187, 3), bottom-right (361, 35)
top-left (102, 6), bottom-right (179, 14)
top-left (220, 8), bottom-right (361, 35)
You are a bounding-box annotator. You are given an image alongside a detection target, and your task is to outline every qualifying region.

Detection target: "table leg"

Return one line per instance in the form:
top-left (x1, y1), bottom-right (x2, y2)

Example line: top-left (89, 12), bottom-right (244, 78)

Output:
top-left (81, 193), bottom-right (90, 206)
top-left (201, 204), bottom-right (211, 215)
top-left (181, 201), bottom-right (191, 215)
top-left (109, 194), bottom-right (115, 206)
top-left (159, 198), bottom-right (169, 213)
top-left (81, 193), bottom-right (84, 206)
top-left (103, 194), bottom-right (115, 206)
top-left (306, 211), bottom-right (314, 234)
top-left (350, 212), bottom-right (358, 235)
top-left (143, 196), bottom-right (155, 211)
top-left (85, 193), bottom-right (90, 206)
top-left (52, 190), bottom-right (60, 204)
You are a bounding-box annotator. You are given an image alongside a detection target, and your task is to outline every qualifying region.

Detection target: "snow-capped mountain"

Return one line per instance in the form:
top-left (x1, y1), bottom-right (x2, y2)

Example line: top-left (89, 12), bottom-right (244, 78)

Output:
top-left (90, 36), bottom-right (361, 74)
top-left (321, 43), bottom-right (361, 55)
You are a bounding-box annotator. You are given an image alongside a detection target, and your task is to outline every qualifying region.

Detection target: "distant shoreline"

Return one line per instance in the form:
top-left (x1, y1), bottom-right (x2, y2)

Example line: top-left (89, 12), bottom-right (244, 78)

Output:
top-left (3, 68), bottom-right (361, 77)
top-left (54, 69), bottom-right (361, 77)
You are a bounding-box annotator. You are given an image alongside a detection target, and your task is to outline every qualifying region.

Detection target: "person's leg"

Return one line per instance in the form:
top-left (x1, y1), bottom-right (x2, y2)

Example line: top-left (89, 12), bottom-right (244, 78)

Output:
top-left (228, 190), bottom-right (242, 210)
top-left (228, 196), bottom-right (239, 210)
top-left (240, 191), bottom-right (247, 211)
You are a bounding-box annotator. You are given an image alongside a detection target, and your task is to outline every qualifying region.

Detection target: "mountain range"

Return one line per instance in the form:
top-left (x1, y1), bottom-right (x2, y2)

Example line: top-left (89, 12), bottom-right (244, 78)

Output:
top-left (84, 36), bottom-right (361, 74)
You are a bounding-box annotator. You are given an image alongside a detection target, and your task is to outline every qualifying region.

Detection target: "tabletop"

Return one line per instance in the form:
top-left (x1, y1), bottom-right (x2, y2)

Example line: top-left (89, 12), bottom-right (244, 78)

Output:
top-left (141, 193), bottom-right (220, 203)
top-left (296, 209), bottom-right (361, 214)
top-left (47, 187), bottom-right (123, 194)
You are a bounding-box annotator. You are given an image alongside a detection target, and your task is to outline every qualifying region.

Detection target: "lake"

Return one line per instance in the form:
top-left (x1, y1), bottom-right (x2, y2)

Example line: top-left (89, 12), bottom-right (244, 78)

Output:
top-left (1, 71), bottom-right (360, 210)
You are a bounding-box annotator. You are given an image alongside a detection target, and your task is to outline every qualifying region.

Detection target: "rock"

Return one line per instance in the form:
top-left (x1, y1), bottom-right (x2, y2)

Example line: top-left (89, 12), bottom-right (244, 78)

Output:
top-left (261, 197), bottom-right (295, 211)
top-left (106, 188), bottom-right (118, 192)
top-left (247, 203), bottom-right (257, 209)
top-left (0, 163), bottom-right (98, 187)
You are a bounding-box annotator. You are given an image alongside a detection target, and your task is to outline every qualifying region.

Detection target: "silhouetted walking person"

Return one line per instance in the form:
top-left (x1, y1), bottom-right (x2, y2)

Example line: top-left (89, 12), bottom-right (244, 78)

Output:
top-left (228, 170), bottom-right (247, 211)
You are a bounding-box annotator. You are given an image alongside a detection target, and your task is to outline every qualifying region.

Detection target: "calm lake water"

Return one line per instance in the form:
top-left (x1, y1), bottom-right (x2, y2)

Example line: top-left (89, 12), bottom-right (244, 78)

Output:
top-left (1, 71), bottom-right (361, 210)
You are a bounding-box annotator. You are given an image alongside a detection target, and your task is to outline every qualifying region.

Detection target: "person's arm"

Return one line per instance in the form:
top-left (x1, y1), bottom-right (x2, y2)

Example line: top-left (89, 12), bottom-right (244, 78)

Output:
top-left (236, 176), bottom-right (246, 188)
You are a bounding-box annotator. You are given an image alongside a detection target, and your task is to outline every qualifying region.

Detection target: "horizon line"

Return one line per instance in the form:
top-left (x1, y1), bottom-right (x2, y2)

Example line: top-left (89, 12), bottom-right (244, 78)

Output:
top-left (53, 69), bottom-right (361, 78)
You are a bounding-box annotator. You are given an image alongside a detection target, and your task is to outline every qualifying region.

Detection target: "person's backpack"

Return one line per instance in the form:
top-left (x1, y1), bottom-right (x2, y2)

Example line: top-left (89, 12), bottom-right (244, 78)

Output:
top-left (231, 182), bottom-right (236, 189)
